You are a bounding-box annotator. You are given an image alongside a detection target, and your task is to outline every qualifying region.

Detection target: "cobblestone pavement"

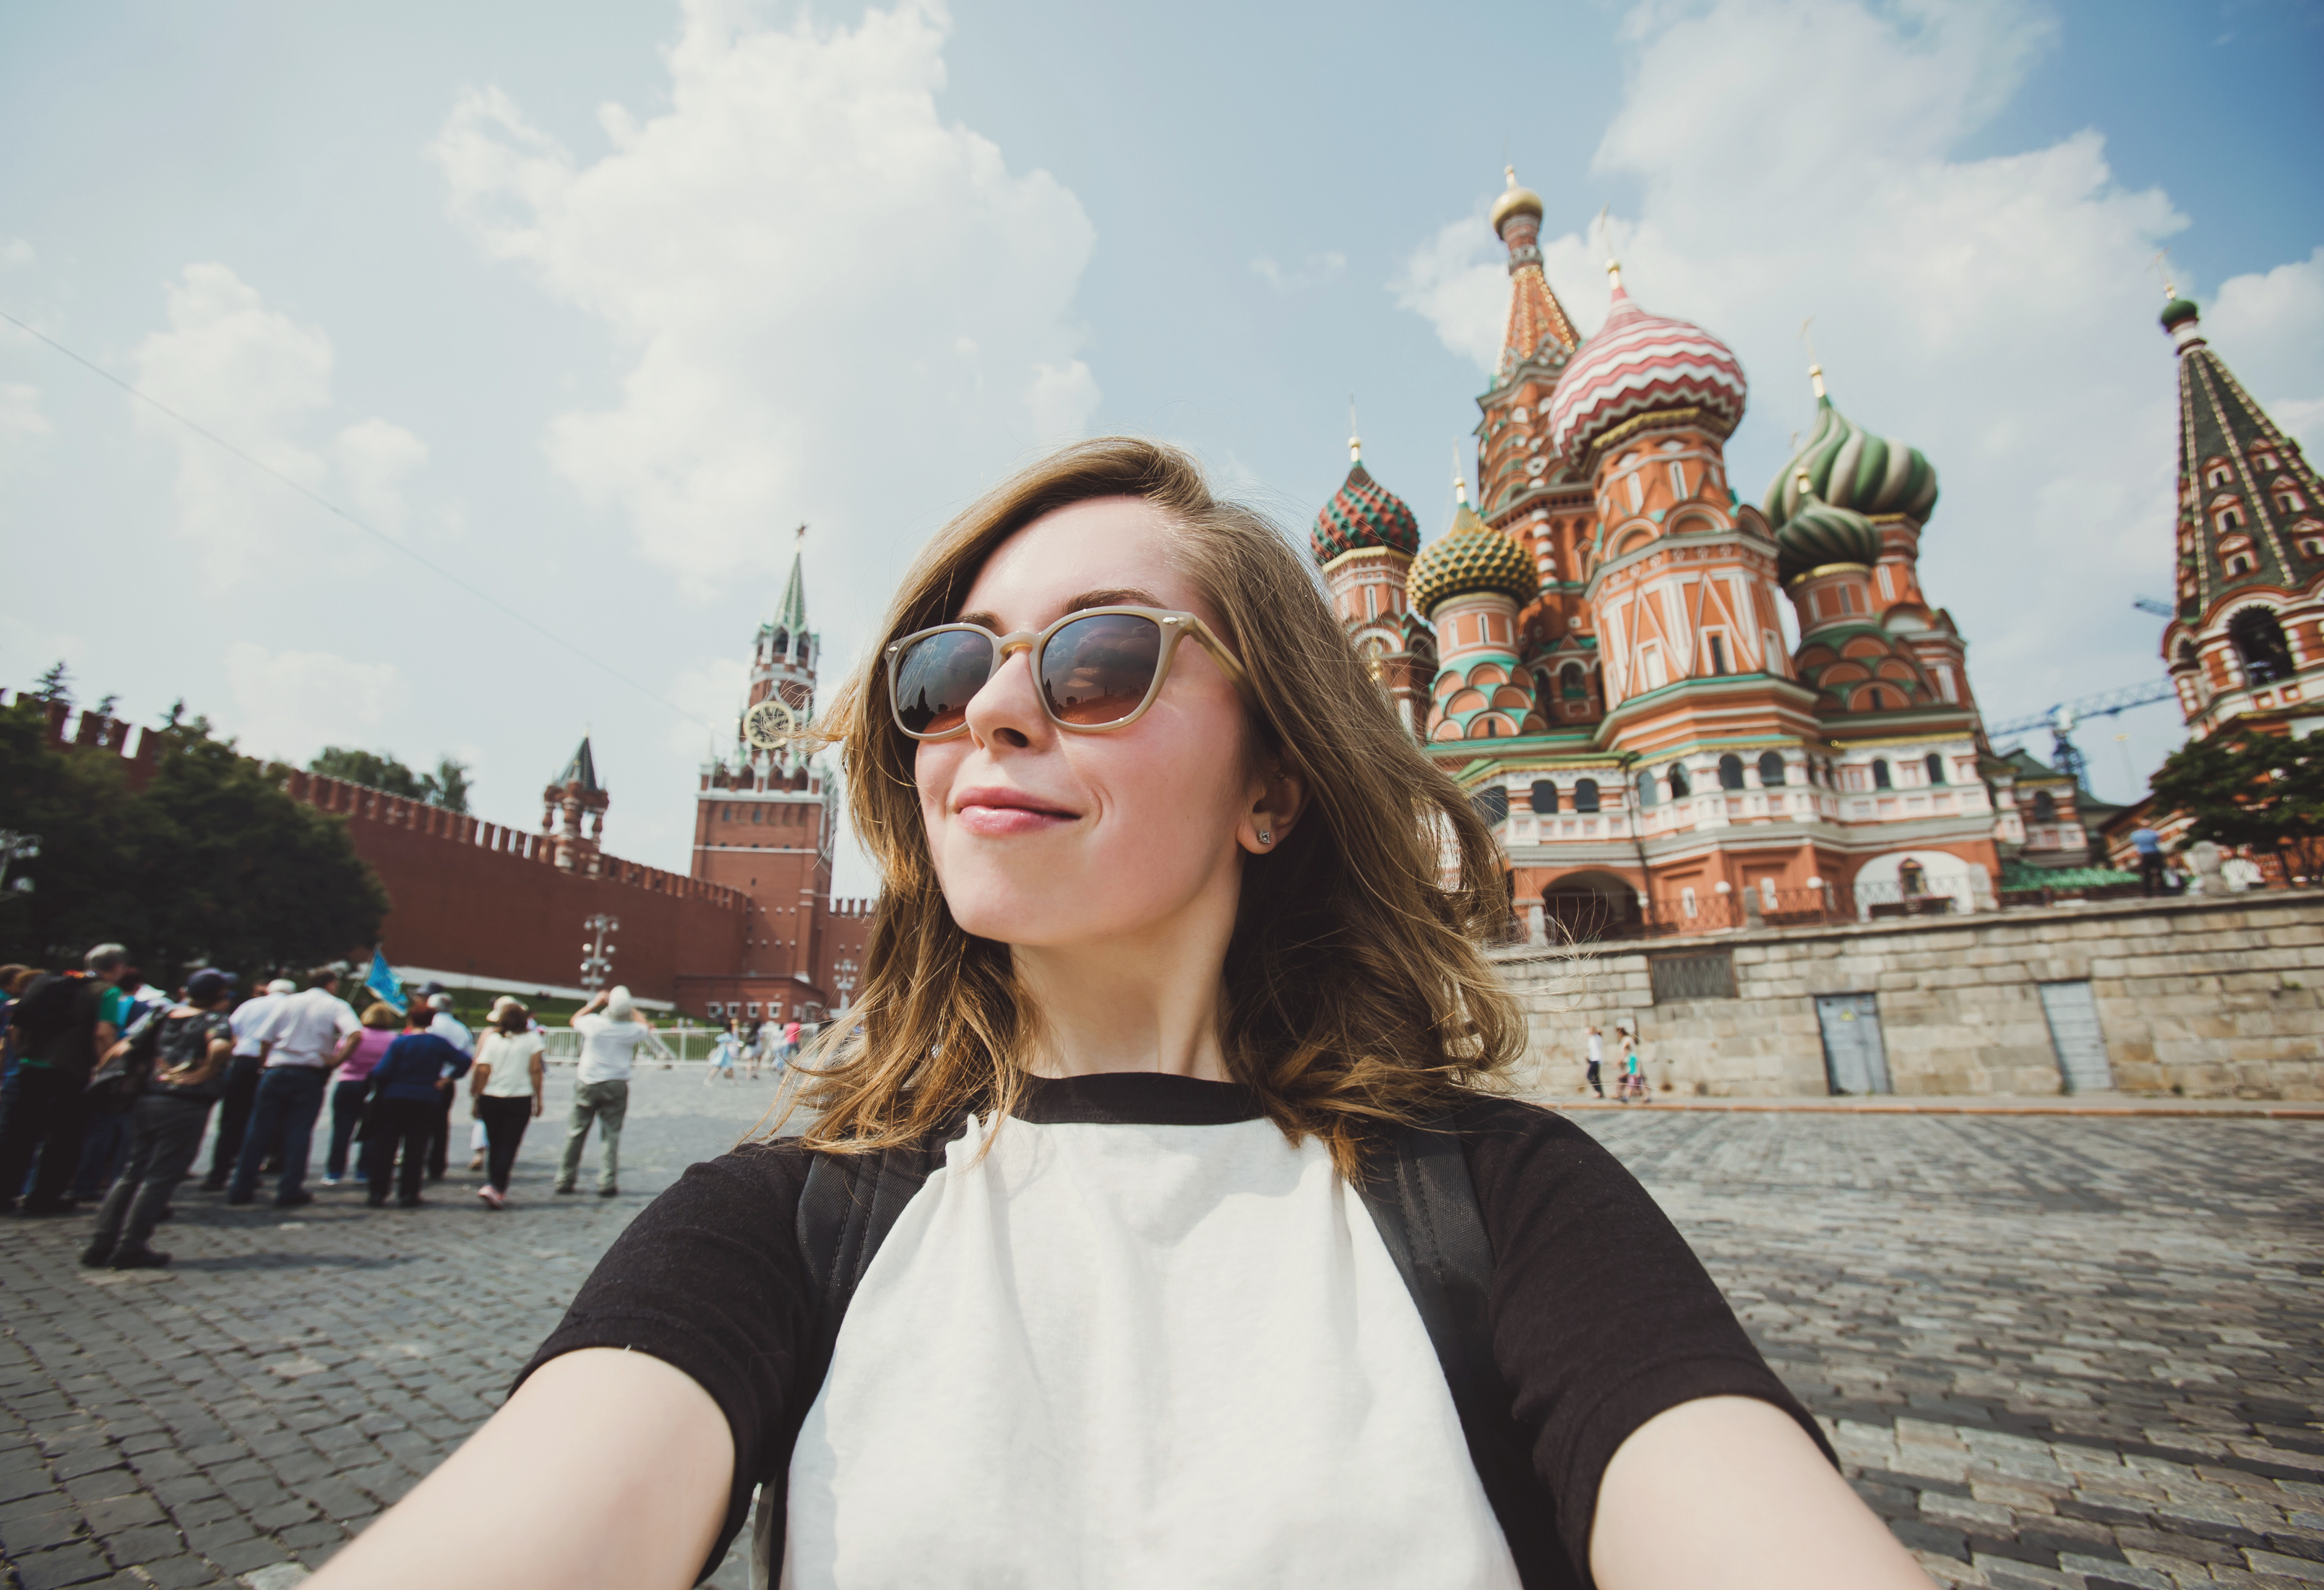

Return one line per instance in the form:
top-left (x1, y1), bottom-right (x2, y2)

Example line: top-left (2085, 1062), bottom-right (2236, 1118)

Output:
top-left (1, 1075), bottom-right (2317, 1589)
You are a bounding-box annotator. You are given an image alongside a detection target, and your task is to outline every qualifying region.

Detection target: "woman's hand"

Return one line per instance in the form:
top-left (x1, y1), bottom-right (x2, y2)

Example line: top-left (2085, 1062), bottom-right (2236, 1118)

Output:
top-left (306, 1349), bottom-right (731, 1590)
top-left (1591, 1396), bottom-right (1934, 1589)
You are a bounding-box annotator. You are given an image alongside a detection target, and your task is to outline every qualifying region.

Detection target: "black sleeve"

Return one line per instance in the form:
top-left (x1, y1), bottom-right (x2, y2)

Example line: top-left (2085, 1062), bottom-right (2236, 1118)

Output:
top-left (514, 1141), bottom-right (817, 1584)
top-left (1457, 1099), bottom-right (1835, 1586)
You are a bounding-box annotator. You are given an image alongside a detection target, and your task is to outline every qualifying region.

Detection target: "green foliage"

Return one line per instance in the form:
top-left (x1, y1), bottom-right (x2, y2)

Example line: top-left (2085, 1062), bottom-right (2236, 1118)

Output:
top-left (0, 700), bottom-right (390, 981)
top-left (33, 660), bottom-right (71, 705)
top-left (2149, 728), bottom-right (2324, 884)
top-left (309, 746), bottom-right (472, 815)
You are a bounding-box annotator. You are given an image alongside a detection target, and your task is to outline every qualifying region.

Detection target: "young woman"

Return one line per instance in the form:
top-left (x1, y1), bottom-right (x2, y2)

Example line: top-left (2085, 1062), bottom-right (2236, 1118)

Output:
top-left (469, 1000), bottom-right (546, 1209)
top-left (310, 439), bottom-right (1931, 1590)
top-left (323, 1003), bottom-right (399, 1186)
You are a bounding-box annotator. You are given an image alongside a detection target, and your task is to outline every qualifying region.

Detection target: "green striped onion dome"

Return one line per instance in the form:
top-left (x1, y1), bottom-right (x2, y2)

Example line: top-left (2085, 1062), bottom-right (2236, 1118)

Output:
top-left (1764, 394), bottom-right (1939, 529)
top-left (1776, 489), bottom-right (1883, 585)
top-left (1406, 500), bottom-right (1536, 616)
top-left (1312, 461), bottom-right (1421, 565)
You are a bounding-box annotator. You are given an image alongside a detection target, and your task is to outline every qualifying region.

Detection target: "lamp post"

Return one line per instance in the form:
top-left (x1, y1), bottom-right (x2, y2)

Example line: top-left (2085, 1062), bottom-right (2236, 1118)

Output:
top-left (580, 914), bottom-right (621, 993)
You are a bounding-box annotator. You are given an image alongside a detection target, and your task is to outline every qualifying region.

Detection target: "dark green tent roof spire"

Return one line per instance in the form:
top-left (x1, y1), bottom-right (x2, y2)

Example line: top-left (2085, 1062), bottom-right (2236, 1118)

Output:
top-left (775, 527), bottom-right (808, 633)
top-left (557, 736), bottom-right (601, 793)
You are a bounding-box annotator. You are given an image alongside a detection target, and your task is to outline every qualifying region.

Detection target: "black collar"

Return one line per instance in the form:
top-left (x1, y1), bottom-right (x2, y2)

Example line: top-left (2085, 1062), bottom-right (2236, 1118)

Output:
top-left (1010, 1072), bottom-right (1264, 1126)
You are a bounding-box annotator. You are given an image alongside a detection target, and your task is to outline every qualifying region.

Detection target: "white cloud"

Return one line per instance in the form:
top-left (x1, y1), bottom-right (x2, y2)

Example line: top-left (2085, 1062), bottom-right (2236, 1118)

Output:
top-left (221, 640), bottom-right (403, 766)
top-left (1251, 251), bottom-right (1348, 295)
top-left (1393, 0), bottom-right (2324, 723)
top-left (0, 382), bottom-right (51, 481)
top-left (2204, 246), bottom-right (2324, 457)
top-left (665, 652), bottom-right (750, 761)
top-left (131, 264), bottom-right (431, 578)
top-left (431, 0), bottom-right (1101, 610)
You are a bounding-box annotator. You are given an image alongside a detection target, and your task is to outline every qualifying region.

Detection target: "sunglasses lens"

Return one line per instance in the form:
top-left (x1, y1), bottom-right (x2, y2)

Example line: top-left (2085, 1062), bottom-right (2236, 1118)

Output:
top-left (893, 629), bottom-right (994, 736)
top-left (1041, 613), bottom-right (1163, 726)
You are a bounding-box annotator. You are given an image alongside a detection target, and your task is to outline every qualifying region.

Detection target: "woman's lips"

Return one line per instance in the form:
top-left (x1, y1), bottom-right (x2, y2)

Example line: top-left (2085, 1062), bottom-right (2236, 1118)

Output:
top-left (952, 786), bottom-right (1079, 837)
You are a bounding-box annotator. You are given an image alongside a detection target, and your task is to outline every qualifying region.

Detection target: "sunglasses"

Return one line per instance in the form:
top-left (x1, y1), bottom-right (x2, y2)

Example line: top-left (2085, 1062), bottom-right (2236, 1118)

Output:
top-left (885, 606), bottom-right (1253, 741)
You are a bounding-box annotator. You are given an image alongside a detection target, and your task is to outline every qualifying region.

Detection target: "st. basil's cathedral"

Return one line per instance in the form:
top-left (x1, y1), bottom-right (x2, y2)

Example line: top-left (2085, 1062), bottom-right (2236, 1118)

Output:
top-left (1312, 171), bottom-right (2007, 942)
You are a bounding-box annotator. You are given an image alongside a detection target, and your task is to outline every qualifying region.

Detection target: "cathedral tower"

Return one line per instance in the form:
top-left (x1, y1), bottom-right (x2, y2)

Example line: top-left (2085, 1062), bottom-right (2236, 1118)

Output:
top-left (2155, 291), bottom-right (2324, 736)
top-left (1408, 465), bottom-right (1544, 740)
top-left (1312, 433), bottom-right (1432, 738)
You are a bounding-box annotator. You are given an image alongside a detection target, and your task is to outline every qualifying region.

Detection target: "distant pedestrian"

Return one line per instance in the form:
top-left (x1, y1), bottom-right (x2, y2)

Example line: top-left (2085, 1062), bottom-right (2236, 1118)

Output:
top-left (0, 965), bottom-right (32, 1086)
top-left (202, 977), bottom-right (296, 1191)
top-left (781, 1018), bottom-right (802, 1073)
top-left (80, 969), bottom-right (238, 1270)
top-left (364, 1009), bottom-right (470, 1208)
top-left (418, 987), bottom-right (474, 1183)
top-left (470, 1001), bottom-right (545, 1210)
top-left (228, 966), bottom-right (361, 1208)
top-left (324, 1004), bottom-right (400, 1186)
top-left (556, 985), bottom-right (669, 1198)
top-left (0, 944), bottom-right (131, 1214)
top-left (2131, 824), bottom-right (2166, 898)
top-left (1583, 1026), bottom-right (1605, 1099)
top-left (72, 963), bottom-right (165, 1202)
top-left (1620, 1039), bottom-right (1649, 1104)
top-left (744, 1017), bottom-right (768, 1080)
top-left (705, 1021), bottom-right (739, 1084)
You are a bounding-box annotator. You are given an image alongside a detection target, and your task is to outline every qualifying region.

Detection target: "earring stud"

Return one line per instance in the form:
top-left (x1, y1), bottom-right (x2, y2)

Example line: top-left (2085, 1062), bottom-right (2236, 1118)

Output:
top-left (1258, 830), bottom-right (1273, 846)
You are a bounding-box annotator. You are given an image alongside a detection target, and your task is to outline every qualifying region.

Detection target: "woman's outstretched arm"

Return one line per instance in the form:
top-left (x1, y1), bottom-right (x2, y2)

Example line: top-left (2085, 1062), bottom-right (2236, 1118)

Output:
top-left (1591, 1396), bottom-right (1934, 1590)
top-left (309, 1348), bottom-right (732, 1590)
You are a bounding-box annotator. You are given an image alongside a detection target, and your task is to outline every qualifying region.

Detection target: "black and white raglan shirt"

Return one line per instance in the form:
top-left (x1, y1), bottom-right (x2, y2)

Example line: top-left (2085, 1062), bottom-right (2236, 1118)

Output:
top-left (518, 1074), bottom-right (1828, 1589)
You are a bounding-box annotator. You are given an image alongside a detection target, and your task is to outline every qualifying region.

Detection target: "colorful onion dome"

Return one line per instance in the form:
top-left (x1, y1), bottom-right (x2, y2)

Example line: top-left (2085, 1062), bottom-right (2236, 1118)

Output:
top-left (1490, 166), bottom-right (1544, 237)
top-left (1776, 475), bottom-right (1883, 585)
top-left (1312, 442), bottom-right (1421, 565)
top-left (1763, 380), bottom-right (1939, 529)
top-left (1407, 482), bottom-right (1535, 616)
top-left (1546, 270), bottom-right (1747, 462)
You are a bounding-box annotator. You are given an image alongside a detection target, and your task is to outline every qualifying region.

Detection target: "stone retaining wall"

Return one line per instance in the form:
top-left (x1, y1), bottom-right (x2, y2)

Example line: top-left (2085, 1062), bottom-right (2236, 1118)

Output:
top-left (1491, 891), bottom-right (2324, 1100)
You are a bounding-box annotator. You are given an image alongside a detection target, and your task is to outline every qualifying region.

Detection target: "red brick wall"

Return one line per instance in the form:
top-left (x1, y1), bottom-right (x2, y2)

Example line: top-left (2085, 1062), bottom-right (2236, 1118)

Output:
top-left (285, 772), bottom-right (747, 1002)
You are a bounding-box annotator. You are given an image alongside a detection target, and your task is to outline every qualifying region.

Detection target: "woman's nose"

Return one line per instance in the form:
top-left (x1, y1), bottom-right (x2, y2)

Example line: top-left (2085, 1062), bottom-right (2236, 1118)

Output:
top-left (965, 642), bottom-right (1049, 750)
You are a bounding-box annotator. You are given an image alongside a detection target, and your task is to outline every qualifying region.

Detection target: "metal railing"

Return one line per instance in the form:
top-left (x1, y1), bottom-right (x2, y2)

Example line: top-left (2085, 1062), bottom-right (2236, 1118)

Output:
top-left (540, 1023), bottom-right (723, 1066)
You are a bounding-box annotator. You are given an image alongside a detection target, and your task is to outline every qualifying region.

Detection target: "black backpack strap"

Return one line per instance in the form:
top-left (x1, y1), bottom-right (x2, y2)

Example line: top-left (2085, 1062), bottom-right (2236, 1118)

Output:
top-left (1354, 1116), bottom-right (1560, 1587)
top-left (751, 1133), bottom-right (950, 1589)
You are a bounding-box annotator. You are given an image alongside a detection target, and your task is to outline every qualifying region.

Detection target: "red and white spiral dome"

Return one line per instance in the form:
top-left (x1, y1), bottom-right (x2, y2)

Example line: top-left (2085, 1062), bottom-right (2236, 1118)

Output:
top-left (1546, 275), bottom-right (1748, 463)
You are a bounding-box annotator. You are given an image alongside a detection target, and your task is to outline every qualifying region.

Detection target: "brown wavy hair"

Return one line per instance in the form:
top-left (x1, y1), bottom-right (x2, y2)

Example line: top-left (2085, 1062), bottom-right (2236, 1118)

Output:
top-left (781, 437), bottom-right (1520, 1173)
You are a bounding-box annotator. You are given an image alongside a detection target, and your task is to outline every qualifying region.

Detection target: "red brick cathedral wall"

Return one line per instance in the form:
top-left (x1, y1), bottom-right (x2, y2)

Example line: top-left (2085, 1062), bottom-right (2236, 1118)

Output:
top-left (285, 772), bottom-right (747, 1001)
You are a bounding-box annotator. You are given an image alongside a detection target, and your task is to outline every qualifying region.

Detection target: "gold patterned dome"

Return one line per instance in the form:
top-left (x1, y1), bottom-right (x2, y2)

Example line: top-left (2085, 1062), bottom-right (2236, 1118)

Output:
top-left (1490, 166), bottom-right (1544, 237)
top-left (1407, 470), bottom-right (1536, 616)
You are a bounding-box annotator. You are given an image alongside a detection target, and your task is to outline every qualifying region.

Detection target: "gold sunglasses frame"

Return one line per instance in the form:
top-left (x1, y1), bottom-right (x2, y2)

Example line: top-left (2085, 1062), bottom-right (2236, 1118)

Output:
top-left (884, 606), bottom-right (1254, 742)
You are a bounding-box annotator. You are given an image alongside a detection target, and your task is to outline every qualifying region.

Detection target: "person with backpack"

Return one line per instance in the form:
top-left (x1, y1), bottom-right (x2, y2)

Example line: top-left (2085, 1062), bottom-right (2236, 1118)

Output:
top-left (306, 442), bottom-right (1931, 1590)
top-left (79, 968), bottom-right (238, 1270)
top-left (0, 943), bottom-right (131, 1215)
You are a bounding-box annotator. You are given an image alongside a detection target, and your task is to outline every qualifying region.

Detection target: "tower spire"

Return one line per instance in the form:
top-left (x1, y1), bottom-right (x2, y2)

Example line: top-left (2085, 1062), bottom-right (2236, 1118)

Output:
top-left (775, 525), bottom-right (808, 632)
top-left (1489, 166), bottom-right (1580, 386)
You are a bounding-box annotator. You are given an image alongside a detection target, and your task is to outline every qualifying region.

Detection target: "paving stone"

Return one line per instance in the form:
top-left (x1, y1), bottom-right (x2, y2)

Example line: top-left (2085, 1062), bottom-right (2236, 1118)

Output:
top-left (1, 1078), bottom-right (2317, 1590)
top-left (12, 1541), bottom-right (113, 1589)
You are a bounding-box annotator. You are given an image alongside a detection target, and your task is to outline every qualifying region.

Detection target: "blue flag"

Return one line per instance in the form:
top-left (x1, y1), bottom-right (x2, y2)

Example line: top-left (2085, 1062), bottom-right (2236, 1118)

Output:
top-left (364, 948), bottom-right (407, 1015)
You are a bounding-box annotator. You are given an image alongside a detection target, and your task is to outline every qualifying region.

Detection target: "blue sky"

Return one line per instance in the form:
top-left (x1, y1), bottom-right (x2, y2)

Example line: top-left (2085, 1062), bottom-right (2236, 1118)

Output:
top-left (4, 0), bottom-right (2320, 895)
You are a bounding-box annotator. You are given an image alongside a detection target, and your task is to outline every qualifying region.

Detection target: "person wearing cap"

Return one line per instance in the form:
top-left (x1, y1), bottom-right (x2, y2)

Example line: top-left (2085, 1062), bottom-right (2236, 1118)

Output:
top-left (418, 986), bottom-right (474, 1183)
top-left (81, 969), bottom-right (238, 1269)
top-left (202, 976), bottom-right (298, 1192)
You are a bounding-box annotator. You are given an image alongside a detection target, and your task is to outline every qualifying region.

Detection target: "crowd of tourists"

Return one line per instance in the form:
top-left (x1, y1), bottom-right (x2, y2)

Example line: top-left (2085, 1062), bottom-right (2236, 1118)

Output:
top-left (0, 945), bottom-right (705, 1269)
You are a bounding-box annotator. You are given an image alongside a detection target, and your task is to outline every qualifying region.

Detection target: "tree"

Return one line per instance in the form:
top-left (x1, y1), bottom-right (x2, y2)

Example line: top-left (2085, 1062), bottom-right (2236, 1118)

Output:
top-left (309, 747), bottom-right (470, 815)
top-left (0, 699), bottom-right (389, 978)
top-left (33, 660), bottom-right (70, 705)
top-left (2148, 728), bottom-right (2324, 885)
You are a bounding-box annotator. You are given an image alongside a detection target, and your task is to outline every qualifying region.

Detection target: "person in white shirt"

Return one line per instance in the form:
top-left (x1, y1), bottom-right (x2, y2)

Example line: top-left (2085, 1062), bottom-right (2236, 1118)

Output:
top-left (202, 978), bottom-right (297, 1192)
top-left (555, 985), bottom-right (670, 1199)
top-left (416, 988), bottom-right (475, 1182)
top-left (1584, 1026), bottom-right (1606, 1099)
top-left (228, 968), bottom-right (361, 1207)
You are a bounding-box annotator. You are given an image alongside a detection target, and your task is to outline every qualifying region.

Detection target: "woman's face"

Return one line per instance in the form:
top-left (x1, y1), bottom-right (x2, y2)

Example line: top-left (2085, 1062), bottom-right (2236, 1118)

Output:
top-left (913, 497), bottom-right (1276, 950)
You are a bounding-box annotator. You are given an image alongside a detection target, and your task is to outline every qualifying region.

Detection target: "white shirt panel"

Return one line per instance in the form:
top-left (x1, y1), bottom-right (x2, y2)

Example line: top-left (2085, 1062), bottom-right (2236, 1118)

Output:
top-left (783, 1112), bottom-right (1518, 1590)
top-left (229, 994), bottom-right (284, 1058)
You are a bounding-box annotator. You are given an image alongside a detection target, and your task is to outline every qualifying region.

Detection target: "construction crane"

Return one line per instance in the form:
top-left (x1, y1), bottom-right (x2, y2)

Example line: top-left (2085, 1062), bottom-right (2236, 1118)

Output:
top-left (1985, 678), bottom-right (2179, 794)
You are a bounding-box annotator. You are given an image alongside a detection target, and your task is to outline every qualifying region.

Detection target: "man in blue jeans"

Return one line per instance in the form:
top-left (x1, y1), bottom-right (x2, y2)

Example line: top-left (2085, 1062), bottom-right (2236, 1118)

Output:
top-left (228, 966), bottom-right (361, 1208)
